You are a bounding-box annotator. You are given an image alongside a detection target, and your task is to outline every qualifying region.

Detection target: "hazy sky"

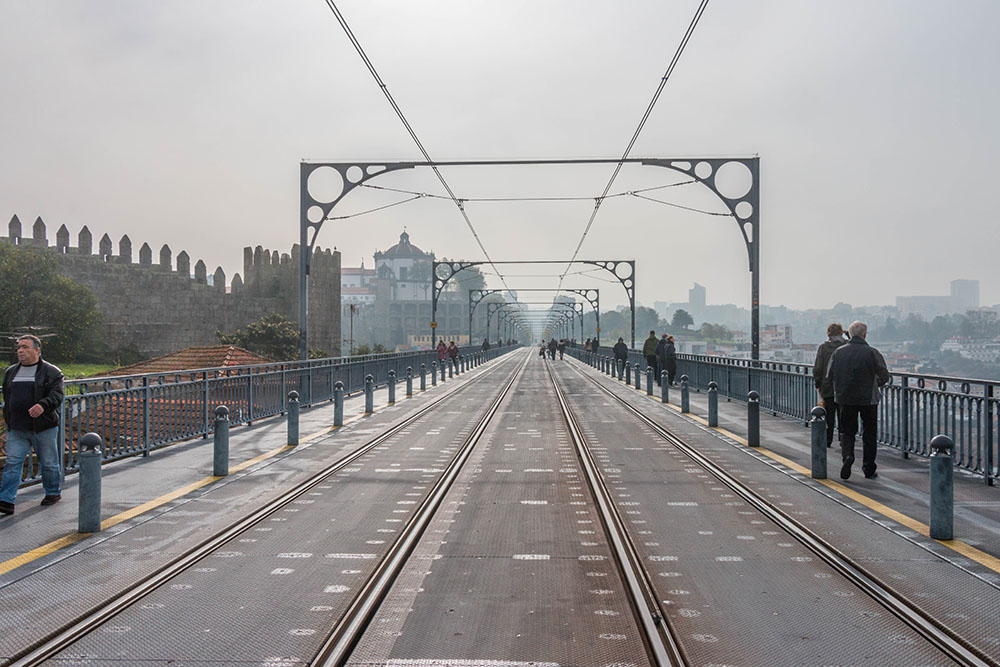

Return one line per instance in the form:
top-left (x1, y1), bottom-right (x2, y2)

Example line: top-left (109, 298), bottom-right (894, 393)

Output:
top-left (2, 1), bottom-right (997, 314)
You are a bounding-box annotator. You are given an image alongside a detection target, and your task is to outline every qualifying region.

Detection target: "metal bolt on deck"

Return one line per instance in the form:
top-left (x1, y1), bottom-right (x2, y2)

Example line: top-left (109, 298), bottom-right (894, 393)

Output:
top-left (333, 381), bottom-right (344, 426)
top-left (747, 390), bottom-right (760, 447)
top-left (78, 432), bottom-right (103, 534)
top-left (930, 434), bottom-right (954, 540)
top-left (213, 405), bottom-right (229, 476)
top-left (681, 375), bottom-right (690, 413)
top-left (287, 390), bottom-right (300, 446)
top-left (810, 406), bottom-right (826, 479)
top-left (708, 381), bottom-right (718, 426)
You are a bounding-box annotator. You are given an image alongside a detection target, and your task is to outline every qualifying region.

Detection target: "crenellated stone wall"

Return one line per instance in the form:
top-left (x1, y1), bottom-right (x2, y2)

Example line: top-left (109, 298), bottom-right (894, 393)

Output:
top-left (4, 215), bottom-right (341, 359)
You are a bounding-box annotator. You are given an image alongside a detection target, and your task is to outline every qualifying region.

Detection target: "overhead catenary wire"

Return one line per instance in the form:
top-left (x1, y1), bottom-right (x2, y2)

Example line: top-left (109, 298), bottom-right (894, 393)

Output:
top-left (556, 0), bottom-right (712, 298)
top-left (322, 0), bottom-right (516, 298)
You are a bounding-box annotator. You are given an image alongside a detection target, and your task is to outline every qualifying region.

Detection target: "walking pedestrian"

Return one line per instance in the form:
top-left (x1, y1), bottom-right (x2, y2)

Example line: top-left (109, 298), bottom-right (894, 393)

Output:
top-left (654, 333), bottom-right (669, 386)
top-left (538, 340), bottom-right (546, 359)
top-left (612, 337), bottom-right (629, 374)
top-left (642, 330), bottom-right (659, 377)
top-left (584, 338), bottom-right (591, 353)
top-left (447, 340), bottom-right (459, 371)
top-left (482, 338), bottom-right (490, 352)
top-left (1, 335), bottom-right (65, 515)
top-left (436, 340), bottom-right (448, 365)
top-left (827, 321), bottom-right (890, 480)
top-left (813, 323), bottom-right (847, 448)
top-left (548, 338), bottom-right (557, 360)
top-left (663, 335), bottom-right (677, 385)
top-left (557, 338), bottom-right (566, 360)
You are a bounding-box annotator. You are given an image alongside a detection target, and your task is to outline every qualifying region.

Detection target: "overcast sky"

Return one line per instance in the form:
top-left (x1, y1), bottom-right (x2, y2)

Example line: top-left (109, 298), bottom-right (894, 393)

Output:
top-left (2, 1), bottom-right (997, 315)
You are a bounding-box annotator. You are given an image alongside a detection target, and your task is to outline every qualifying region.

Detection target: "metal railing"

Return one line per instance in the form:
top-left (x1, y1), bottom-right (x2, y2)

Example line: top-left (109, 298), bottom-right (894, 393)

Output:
top-left (570, 346), bottom-right (998, 485)
top-left (4, 345), bottom-right (518, 488)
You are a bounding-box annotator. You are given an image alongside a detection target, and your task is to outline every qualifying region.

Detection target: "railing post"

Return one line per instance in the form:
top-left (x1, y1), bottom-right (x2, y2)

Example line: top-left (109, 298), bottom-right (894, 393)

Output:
top-left (420, 363), bottom-right (427, 391)
top-left (985, 385), bottom-right (995, 486)
top-left (929, 434), bottom-right (954, 540)
top-left (681, 375), bottom-right (690, 413)
top-left (810, 406), bottom-right (826, 479)
top-left (901, 376), bottom-right (910, 459)
top-left (142, 376), bottom-right (151, 454)
top-left (708, 381), bottom-right (718, 427)
top-left (247, 368), bottom-right (254, 425)
top-left (333, 381), bottom-right (344, 427)
top-left (646, 367), bottom-right (654, 396)
top-left (661, 371), bottom-right (669, 403)
top-left (365, 375), bottom-right (374, 413)
top-left (287, 390), bottom-right (300, 446)
top-left (78, 432), bottom-right (103, 534)
top-left (214, 405), bottom-right (230, 476)
top-left (202, 371), bottom-right (210, 439)
top-left (406, 367), bottom-right (413, 397)
top-left (747, 390), bottom-right (760, 447)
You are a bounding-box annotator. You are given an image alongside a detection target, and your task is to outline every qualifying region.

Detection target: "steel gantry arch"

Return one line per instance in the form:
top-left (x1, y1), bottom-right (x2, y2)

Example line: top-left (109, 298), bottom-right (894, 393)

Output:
top-left (469, 288), bottom-right (599, 345)
top-left (300, 157), bottom-right (758, 359)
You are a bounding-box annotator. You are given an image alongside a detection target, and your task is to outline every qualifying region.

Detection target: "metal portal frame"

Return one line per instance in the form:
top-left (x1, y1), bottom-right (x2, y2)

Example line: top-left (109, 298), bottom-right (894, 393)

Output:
top-left (436, 259), bottom-right (630, 347)
top-left (470, 288), bottom-right (599, 344)
top-left (487, 301), bottom-right (583, 342)
top-left (300, 157), bottom-right (759, 359)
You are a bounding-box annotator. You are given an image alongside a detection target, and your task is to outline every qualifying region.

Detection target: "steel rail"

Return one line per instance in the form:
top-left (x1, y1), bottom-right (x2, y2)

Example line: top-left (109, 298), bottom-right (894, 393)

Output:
top-left (312, 350), bottom-right (531, 665)
top-left (9, 353), bottom-right (522, 666)
top-left (564, 361), bottom-right (994, 667)
top-left (545, 362), bottom-right (686, 667)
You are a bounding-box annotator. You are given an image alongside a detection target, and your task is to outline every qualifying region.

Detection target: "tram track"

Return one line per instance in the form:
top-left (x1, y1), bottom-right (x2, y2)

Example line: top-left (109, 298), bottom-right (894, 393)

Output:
top-left (7, 352), bottom-right (525, 666)
top-left (560, 359), bottom-right (994, 667)
top-left (545, 361), bottom-right (687, 667)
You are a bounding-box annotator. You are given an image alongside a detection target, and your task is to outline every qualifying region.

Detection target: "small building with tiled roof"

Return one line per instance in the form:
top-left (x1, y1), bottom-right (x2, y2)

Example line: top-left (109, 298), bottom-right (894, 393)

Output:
top-left (97, 345), bottom-right (274, 378)
top-left (374, 230), bottom-right (434, 302)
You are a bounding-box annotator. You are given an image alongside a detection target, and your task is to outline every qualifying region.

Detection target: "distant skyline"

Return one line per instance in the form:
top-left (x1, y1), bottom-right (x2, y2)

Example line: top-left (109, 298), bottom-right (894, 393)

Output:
top-left (2, 1), bottom-right (998, 314)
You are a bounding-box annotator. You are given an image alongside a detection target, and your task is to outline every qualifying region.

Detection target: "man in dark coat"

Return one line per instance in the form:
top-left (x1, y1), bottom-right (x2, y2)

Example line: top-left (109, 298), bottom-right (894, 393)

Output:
top-left (548, 338), bottom-right (557, 360)
top-left (1, 335), bottom-right (65, 514)
top-left (612, 337), bottom-right (629, 374)
top-left (654, 334), bottom-right (668, 385)
top-left (813, 322), bottom-right (847, 447)
top-left (642, 330), bottom-right (659, 378)
top-left (663, 335), bottom-right (678, 386)
top-left (827, 321), bottom-right (890, 480)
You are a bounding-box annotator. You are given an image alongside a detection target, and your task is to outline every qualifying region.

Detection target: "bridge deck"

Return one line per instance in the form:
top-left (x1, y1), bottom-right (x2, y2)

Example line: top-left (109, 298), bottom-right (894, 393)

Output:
top-left (1, 349), bottom-right (997, 665)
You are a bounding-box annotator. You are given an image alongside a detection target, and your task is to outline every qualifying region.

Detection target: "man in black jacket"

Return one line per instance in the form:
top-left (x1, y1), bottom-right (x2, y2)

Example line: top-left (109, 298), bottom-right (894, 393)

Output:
top-left (813, 323), bottom-right (847, 447)
top-left (612, 337), bottom-right (629, 375)
top-left (827, 321), bottom-right (889, 480)
top-left (1, 335), bottom-right (65, 514)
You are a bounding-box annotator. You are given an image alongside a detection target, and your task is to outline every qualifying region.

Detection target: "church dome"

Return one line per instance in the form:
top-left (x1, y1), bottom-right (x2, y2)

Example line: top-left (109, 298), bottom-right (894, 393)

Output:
top-left (377, 231), bottom-right (428, 259)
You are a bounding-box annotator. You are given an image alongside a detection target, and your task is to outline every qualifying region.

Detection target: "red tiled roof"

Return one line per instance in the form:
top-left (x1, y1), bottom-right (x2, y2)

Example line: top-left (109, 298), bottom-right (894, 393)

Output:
top-left (98, 345), bottom-right (274, 377)
top-left (342, 267), bottom-right (376, 275)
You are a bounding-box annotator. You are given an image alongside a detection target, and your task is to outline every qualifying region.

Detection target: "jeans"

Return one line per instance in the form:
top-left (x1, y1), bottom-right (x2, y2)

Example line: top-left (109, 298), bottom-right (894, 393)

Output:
top-left (839, 404), bottom-right (878, 477)
top-left (0, 427), bottom-right (62, 504)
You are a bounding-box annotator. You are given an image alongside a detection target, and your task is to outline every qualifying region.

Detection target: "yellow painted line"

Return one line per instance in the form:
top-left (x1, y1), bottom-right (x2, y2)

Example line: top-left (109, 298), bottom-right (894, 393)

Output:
top-left (0, 397), bottom-right (404, 575)
top-left (607, 368), bottom-right (1000, 574)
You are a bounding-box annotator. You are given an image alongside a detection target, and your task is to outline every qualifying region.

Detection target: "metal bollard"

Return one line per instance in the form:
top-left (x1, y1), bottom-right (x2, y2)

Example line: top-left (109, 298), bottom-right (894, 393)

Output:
top-left (448, 360), bottom-right (454, 378)
top-left (747, 390), bottom-right (760, 447)
top-left (681, 375), bottom-right (690, 413)
top-left (388, 370), bottom-right (396, 404)
top-left (618, 359), bottom-right (625, 381)
top-left (625, 361), bottom-right (631, 385)
top-left (661, 371), bottom-right (669, 403)
top-left (634, 363), bottom-right (641, 390)
top-left (810, 406), bottom-right (827, 479)
top-left (78, 432), bottom-right (103, 534)
top-left (708, 381), bottom-right (719, 427)
top-left (406, 367), bottom-right (413, 397)
top-left (646, 367), bottom-right (654, 396)
top-left (929, 435), bottom-right (954, 540)
top-left (432, 361), bottom-right (438, 386)
top-left (214, 405), bottom-right (230, 476)
top-left (364, 375), bottom-right (374, 413)
top-left (333, 381), bottom-right (344, 426)
top-left (420, 363), bottom-right (427, 391)
top-left (287, 390), bottom-right (299, 446)
top-left (443, 361), bottom-right (448, 381)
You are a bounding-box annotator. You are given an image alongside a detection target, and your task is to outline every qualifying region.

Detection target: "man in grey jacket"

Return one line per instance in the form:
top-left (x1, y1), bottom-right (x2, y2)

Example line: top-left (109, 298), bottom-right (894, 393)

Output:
top-left (827, 321), bottom-right (890, 480)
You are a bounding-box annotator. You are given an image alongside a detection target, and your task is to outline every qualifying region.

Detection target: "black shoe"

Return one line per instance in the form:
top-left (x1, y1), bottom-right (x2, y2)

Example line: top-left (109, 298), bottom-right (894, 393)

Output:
top-left (0, 501), bottom-right (13, 515)
top-left (40, 494), bottom-right (61, 506)
top-left (864, 472), bottom-right (878, 480)
top-left (840, 462), bottom-right (852, 480)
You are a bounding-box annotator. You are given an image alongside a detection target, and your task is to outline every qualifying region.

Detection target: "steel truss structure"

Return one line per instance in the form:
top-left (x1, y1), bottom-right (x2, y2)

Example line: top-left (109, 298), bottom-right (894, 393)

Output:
top-left (299, 157), bottom-right (759, 359)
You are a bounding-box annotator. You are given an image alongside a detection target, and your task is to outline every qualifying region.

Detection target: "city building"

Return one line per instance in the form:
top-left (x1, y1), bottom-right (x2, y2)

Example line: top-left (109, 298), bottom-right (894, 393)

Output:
top-left (896, 279), bottom-right (980, 319)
